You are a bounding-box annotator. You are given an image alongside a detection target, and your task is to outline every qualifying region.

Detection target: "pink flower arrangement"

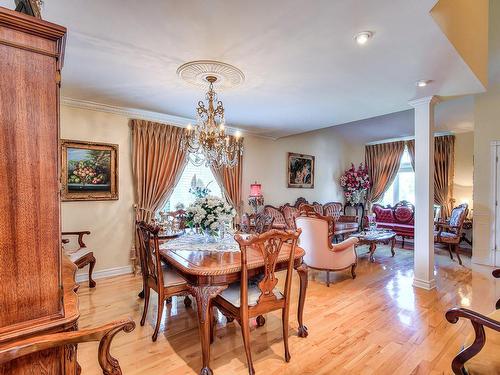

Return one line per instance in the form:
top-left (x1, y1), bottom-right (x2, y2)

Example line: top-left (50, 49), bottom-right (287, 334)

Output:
top-left (340, 163), bottom-right (370, 205)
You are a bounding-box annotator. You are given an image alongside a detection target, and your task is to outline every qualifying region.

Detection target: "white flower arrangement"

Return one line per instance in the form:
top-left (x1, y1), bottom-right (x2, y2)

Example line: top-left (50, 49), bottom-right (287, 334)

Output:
top-left (185, 195), bottom-right (236, 235)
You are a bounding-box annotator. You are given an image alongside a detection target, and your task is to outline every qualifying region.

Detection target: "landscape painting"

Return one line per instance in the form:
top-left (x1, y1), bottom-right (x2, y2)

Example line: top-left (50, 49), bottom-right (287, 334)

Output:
top-left (61, 140), bottom-right (118, 201)
top-left (287, 152), bottom-right (315, 188)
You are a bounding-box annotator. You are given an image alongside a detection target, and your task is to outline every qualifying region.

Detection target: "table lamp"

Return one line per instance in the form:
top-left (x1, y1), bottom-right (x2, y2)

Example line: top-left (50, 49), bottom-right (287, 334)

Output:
top-left (248, 181), bottom-right (264, 213)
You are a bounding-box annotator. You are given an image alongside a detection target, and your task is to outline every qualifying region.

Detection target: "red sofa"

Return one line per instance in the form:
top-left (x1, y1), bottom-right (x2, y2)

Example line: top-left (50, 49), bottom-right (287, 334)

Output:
top-left (372, 201), bottom-right (414, 247)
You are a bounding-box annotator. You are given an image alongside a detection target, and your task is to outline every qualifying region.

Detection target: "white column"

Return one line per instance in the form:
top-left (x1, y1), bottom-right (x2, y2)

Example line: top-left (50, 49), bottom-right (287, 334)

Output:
top-left (409, 96), bottom-right (439, 290)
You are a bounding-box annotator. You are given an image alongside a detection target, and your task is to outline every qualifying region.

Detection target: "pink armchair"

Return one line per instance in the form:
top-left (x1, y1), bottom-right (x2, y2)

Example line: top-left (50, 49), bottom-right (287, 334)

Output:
top-left (295, 211), bottom-right (359, 287)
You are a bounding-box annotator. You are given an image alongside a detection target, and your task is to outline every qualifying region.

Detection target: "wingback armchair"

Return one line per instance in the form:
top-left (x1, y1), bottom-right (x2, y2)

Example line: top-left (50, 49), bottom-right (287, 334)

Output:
top-left (434, 203), bottom-right (468, 265)
top-left (295, 211), bottom-right (359, 287)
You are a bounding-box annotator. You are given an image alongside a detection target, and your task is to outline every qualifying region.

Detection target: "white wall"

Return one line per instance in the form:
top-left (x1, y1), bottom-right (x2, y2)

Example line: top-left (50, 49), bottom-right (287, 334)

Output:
top-left (61, 105), bottom-right (364, 277)
top-left (473, 84), bottom-right (500, 265)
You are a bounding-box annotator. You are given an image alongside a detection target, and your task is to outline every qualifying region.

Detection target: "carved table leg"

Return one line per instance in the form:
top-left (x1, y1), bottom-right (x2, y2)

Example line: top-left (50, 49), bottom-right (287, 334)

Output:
top-left (369, 243), bottom-right (376, 262)
top-left (189, 285), bottom-right (228, 375)
top-left (295, 263), bottom-right (308, 338)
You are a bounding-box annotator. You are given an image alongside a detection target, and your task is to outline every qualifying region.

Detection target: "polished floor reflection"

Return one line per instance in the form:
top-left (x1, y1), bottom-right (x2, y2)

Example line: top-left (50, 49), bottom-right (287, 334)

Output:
top-left (76, 244), bottom-right (499, 374)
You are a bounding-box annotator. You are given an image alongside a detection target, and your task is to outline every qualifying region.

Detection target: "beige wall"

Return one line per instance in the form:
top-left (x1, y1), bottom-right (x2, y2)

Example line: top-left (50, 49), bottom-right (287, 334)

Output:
top-left (242, 128), bottom-right (364, 210)
top-left (453, 131), bottom-right (474, 207)
top-left (61, 105), bottom-right (363, 276)
top-left (61, 106), bottom-right (134, 276)
top-left (473, 84), bottom-right (500, 265)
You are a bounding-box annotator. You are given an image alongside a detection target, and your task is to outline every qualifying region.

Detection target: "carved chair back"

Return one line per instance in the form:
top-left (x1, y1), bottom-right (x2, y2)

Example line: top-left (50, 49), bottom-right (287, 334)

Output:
top-left (293, 197), bottom-right (308, 208)
top-left (235, 229), bottom-right (301, 310)
top-left (447, 204), bottom-right (469, 235)
top-left (298, 203), bottom-right (323, 216)
top-left (161, 209), bottom-right (187, 230)
top-left (136, 221), bottom-right (164, 291)
top-left (323, 202), bottom-right (343, 220)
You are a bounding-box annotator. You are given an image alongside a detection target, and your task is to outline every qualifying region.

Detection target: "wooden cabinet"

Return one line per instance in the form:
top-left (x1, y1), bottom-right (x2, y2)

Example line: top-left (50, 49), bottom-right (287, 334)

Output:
top-left (0, 6), bottom-right (75, 374)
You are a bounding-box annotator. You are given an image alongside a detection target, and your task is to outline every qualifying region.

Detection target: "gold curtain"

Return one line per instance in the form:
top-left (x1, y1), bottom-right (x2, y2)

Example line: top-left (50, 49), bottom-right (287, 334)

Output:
top-left (131, 119), bottom-right (188, 222)
top-left (365, 141), bottom-right (406, 207)
top-left (434, 135), bottom-right (455, 218)
top-left (406, 139), bottom-right (415, 170)
top-left (405, 136), bottom-right (455, 218)
top-left (210, 140), bottom-right (243, 215)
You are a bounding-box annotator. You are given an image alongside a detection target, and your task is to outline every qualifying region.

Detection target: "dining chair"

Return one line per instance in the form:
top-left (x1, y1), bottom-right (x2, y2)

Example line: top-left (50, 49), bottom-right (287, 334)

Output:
top-left (295, 210), bottom-right (358, 286)
top-left (61, 231), bottom-right (96, 288)
top-left (240, 213), bottom-right (275, 234)
top-left (136, 221), bottom-right (192, 341)
top-left (211, 229), bottom-right (301, 375)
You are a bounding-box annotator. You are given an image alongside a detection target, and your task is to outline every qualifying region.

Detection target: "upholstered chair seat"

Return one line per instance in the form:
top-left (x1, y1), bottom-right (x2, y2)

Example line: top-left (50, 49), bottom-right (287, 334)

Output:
top-left (295, 212), bottom-right (358, 286)
top-left (218, 282), bottom-right (283, 308)
top-left (66, 247), bottom-right (93, 263)
top-left (162, 267), bottom-right (188, 287)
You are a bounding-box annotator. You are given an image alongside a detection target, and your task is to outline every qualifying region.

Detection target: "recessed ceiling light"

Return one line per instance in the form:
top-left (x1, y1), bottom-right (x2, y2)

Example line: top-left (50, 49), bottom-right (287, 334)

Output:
top-left (416, 80), bottom-right (432, 87)
top-left (354, 31), bottom-right (373, 45)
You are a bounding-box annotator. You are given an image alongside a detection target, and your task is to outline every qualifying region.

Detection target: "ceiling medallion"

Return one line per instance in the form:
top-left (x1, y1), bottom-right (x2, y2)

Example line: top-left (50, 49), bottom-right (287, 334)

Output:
top-left (176, 60), bottom-right (245, 90)
top-left (180, 74), bottom-right (243, 168)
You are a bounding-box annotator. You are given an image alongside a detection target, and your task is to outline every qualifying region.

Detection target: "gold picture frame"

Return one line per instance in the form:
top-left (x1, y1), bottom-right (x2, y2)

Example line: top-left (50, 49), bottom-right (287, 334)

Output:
top-left (61, 140), bottom-right (119, 201)
top-left (287, 152), bottom-right (315, 189)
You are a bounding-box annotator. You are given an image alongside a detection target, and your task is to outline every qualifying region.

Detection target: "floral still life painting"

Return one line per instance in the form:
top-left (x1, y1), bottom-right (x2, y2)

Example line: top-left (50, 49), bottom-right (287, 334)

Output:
top-left (287, 152), bottom-right (315, 188)
top-left (61, 140), bottom-right (118, 201)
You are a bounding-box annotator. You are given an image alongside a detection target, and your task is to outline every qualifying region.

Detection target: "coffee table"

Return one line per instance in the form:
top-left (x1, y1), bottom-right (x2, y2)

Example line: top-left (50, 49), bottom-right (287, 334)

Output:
top-left (349, 230), bottom-right (397, 262)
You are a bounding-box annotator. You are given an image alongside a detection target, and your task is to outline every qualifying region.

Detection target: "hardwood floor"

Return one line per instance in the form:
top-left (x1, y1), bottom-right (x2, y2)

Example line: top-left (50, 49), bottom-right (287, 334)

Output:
top-left (77, 244), bottom-right (499, 374)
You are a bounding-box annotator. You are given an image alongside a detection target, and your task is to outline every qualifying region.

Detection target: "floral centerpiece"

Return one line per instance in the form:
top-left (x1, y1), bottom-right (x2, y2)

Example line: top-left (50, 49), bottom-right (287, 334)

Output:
top-left (340, 163), bottom-right (370, 205)
top-left (185, 195), bottom-right (236, 238)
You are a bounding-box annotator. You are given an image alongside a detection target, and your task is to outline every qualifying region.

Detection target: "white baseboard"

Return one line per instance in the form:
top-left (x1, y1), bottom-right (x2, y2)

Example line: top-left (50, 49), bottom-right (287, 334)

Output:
top-left (76, 265), bottom-right (133, 283)
top-left (412, 277), bottom-right (437, 290)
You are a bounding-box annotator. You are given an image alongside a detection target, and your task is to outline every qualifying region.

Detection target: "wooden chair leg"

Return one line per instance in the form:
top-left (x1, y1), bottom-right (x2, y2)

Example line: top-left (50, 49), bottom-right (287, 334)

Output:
top-left (455, 244), bottom-right (463, 266)
top-left (326, 270), bottom-right (330, 287)
top-left (88, 254), bottom-right (96, 288)
top-left (447, 244), bottom-right (454, 260)
top-left (240, 318), bottom-right (255, 375)
top-left (210, 307), bottom-right (215, 344)
top-left (184, 295), bottom-right (192, 308)
top-left (140, 286), bottom-right (150, 327)
top-left (351, 264), bottom-right (357, 279)
top-left (282, 307), bottom-right (291, 362)
top-left (152, 294), bottom-right (164, 342)
top-left (402, 236), bottom-right (405, 249)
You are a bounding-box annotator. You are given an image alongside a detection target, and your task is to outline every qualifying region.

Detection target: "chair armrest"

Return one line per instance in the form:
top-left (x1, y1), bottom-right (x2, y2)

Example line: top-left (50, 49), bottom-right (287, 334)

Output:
top-left (0, 318), bottom-right (135, 373)
top-left (338, 215), bottom-right (358, 223)
top-left (445, 307), bottom-right (500, 374)
top-left (330, 237), bottom-right (359, 252)
top-left (62, 231), bottom-right (91, 248)
top-left (62, 238), bottom-right (70, 245)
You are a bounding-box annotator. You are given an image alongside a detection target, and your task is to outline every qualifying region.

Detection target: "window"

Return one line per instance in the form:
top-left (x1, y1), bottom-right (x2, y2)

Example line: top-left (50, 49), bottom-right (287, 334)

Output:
top-left (162, 163), bottom-right (224, 212)
top-left (377, 148), bottom-right (415, 206)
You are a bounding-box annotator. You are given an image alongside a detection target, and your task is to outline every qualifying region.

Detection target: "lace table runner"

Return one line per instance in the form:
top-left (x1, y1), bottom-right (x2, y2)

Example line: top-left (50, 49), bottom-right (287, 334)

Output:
top-left (163, 233), bottom-right (245, 253)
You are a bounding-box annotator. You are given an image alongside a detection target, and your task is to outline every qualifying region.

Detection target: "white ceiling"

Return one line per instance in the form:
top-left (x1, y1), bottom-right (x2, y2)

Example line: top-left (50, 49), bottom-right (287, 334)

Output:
top-left (0, 0), bottom-right (486, 138)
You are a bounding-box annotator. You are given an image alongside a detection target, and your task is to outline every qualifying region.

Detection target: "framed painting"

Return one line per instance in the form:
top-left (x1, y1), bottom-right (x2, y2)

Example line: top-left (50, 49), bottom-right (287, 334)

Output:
top-left (61, 140), bottom-right (118, 201)
top-left (287, 152), bottom-right (315, 188)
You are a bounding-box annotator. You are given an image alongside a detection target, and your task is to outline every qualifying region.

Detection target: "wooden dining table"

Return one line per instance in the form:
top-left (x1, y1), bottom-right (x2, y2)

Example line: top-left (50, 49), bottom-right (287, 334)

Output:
top-left (158, 237), bottom-right (309, 375)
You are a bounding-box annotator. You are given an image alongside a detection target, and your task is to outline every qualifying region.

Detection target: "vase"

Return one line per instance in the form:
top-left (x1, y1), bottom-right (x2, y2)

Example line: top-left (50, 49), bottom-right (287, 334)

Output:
top-left (203, 228), bottom-right (217, 243)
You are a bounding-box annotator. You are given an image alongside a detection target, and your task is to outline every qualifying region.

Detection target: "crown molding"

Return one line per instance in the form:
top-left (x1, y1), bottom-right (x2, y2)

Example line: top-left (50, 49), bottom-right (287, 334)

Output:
top-left (61, 97), bottom-right (275, 139)
top-left (408, 95), bottom-right (441, 107)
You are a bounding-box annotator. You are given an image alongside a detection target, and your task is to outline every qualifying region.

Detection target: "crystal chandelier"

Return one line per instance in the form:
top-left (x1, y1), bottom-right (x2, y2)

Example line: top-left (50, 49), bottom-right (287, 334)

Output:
top-left (181, 76), bottom-right (243, 168)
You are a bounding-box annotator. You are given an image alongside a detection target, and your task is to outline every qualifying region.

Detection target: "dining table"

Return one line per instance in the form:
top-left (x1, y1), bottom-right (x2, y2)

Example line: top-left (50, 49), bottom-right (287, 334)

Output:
top-left (158, 233), bottom-right (309, 375)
